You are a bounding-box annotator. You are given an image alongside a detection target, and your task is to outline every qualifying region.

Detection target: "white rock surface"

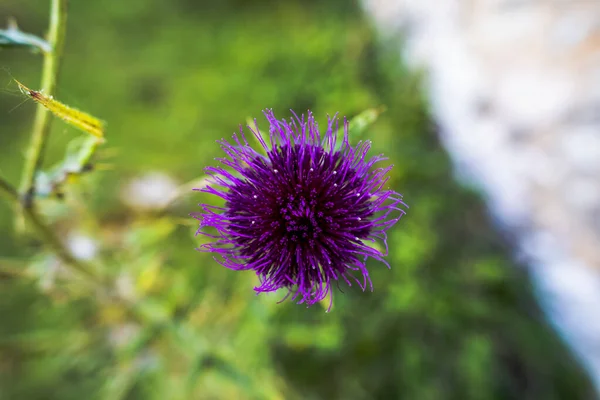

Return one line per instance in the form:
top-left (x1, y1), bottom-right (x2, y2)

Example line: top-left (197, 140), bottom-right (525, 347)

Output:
top-left (120, 171), bottom-right (179, 211)
top-left (363, 0), bottom-right (600, 391)
top-left (67, 233), bottom-right (98, 261)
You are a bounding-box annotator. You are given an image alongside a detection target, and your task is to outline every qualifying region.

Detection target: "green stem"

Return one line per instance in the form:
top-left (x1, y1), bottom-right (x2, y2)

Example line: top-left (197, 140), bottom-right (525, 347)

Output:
top-left (1, 175), bottom-right (98, 280)
top-left (0, 175), bottom-right (19, 201)
top-left (18, 0), bottom-right (68, 207)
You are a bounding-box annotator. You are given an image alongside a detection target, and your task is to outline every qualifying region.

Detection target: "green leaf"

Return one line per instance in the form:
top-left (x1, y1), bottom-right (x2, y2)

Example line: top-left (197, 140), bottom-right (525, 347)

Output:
top-left (34, 136), bottom-right (101, 198)
top-left (246, 117), bottom-right (270, 153)
top-left (334, 106), bottom-right (386, 150)
top-left (0, 18), bottom-right (51, 53)
top-left (16, 79), bottom-right (106, 140)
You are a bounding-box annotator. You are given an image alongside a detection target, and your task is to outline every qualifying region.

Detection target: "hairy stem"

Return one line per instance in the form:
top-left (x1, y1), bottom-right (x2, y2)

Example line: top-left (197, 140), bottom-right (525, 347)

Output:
top-left (18, 0), bottom-right (68, 208)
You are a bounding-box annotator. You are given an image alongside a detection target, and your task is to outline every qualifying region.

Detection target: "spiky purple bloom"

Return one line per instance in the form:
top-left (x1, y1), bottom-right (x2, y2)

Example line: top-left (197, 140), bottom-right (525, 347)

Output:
top-left (194, 110), bottom-right (406, 309)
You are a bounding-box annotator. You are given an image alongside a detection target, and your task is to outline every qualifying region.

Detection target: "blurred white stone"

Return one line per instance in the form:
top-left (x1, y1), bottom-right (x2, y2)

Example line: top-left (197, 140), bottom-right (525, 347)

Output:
top-left (363, 0), bottom-right (600, 391)
top-left (120, 171), bottom-right (178, 211)
top-left (67, 233), bottom-right (98, 261)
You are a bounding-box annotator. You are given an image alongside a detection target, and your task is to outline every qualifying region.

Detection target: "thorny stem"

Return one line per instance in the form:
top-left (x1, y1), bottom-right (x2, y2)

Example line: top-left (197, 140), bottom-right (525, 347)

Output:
top-left (1, 174), bottom-right (100, 281)
top-left (18, 0), bottom-right (68, 212)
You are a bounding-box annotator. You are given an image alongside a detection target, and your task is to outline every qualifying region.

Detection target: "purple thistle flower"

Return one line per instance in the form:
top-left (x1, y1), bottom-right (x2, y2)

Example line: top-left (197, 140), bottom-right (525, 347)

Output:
top-left (193, 109), bottom-right (406, 310)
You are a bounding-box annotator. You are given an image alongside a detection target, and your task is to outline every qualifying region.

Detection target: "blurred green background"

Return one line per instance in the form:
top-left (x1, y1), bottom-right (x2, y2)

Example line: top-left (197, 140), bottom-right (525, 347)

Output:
top-left (0, 0), bottom-right (596, 399)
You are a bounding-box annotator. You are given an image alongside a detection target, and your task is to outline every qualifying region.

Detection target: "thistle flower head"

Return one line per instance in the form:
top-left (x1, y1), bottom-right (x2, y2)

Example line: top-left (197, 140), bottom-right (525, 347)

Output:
top-left (194, 110), bottom-right (406, 310)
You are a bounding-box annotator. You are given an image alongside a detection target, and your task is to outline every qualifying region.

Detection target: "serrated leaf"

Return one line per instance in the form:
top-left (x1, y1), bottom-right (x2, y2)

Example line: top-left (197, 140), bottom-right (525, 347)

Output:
top-left (0, 18), bottom-right (51, 53)
top-left (16, 79), bottom-right (105, 141)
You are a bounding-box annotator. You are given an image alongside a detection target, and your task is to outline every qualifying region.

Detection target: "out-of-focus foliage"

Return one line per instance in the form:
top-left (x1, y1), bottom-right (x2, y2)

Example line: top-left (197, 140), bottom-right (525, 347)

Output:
top-left (0, 0), bottom-right (595, 399)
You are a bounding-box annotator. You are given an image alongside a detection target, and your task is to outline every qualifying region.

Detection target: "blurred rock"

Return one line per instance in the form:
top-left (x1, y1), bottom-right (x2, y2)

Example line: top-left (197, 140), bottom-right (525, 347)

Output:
top-left (363, 0), bottom-right (600, 391)
top-left (67, 233), bottom-right (98, 261)
top-left (120, 172), bottom-right (178, 211)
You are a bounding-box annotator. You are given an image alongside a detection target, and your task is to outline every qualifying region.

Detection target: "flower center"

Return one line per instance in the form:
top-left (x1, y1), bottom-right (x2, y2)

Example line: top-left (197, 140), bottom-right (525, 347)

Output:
top-left (278, 188), bottom-right (323, 245)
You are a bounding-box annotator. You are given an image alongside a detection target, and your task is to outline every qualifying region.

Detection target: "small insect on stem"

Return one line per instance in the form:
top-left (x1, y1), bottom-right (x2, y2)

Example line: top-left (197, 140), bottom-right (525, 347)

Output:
top-left (14, 79), bottom-right (106, 142)
top-left (15, 80), bottom-right (42, 99)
